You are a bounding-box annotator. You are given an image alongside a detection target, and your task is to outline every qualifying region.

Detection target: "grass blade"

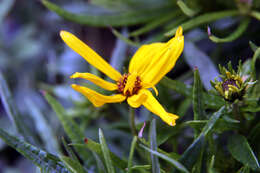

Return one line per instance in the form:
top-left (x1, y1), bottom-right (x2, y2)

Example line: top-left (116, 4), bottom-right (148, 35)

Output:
top-left (128, 136), bottom-right (138, 173)
top-left (149, 119), bottom-right (160, 173)
top-left (0, 128), bottom-right (69, 172)
top-left (140, 144), bottom-right (189, 173)
top-left (165, 10), bottom-right (239, 36)
top-left (61, 156), bottom-right (87, 173)
top-left (99, 128), bottom-right (115, 173)
top-left (209, 18), bottom-right (250, 43)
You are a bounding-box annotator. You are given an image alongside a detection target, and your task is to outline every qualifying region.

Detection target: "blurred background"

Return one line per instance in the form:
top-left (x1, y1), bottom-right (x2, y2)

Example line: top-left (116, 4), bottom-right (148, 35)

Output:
top-left (0, 0), bottom-right (259, 172)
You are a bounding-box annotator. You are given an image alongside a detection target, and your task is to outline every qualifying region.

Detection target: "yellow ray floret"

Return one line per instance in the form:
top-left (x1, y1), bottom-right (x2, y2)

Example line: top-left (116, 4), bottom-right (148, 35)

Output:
top-left (60, 31), bottom-right (122, 81)
top-left (71, 84), bottom-right (126, 107)
top-left (70, 72), bottom-right (118, 91)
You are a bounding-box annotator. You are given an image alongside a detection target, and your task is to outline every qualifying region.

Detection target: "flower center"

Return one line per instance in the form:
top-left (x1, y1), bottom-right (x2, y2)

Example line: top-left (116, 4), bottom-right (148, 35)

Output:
top-left (222, 79), bottom-right (238, 91)
top-left (117, 73), bottom-right (142, 96)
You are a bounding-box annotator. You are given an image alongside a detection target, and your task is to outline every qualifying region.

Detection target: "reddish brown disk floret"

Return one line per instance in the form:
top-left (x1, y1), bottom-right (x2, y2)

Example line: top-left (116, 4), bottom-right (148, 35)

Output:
top-left (117, 73), bottom-right (142, 97)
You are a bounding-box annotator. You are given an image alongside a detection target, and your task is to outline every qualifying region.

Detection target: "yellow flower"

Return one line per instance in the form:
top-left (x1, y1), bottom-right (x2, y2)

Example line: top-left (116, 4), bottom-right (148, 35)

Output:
top-left (60, 27), bottom-right (184, 126)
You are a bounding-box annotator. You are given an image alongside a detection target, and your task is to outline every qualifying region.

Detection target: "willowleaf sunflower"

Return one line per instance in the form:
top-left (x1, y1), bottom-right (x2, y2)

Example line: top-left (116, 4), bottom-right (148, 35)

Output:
top-left (60, 27), bottom-right (184, 126)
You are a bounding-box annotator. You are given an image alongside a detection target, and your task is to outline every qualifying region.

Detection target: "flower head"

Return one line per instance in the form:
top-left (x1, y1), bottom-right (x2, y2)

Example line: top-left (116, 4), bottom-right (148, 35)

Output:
top-left (60, 27), bottom-right (184, 126)
top-left (211, 61), bottom-right (256, 102)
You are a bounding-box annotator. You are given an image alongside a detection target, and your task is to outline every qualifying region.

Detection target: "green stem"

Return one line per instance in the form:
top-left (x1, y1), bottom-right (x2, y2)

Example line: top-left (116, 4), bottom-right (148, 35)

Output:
top-left (129, 107), bottom-right (137, 136)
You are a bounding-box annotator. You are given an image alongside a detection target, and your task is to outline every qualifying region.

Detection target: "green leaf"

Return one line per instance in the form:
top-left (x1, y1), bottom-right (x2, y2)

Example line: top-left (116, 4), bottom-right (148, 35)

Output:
top-left (61, 156), bottom-right (87, 173)
top-left (0, 72), bottom-right (39, 145)
top-left (251, 47), bottom-right (260, 79)
top-left (250, 11), bottom-right (260, 21)
top-left (228, 134), bottom-right (260, 170)
top-left (193, 68), bottom-right (205, 137)
top-left (176, 0), bottom-right (198, 17)
top-left (99, 128), bottom-right (115, 173)
top-left (129, 165), bottom-right (151, 172)
top-left (130, 11), bottom-right (180, 36)
top-left (61, 137), bottom-right (79, 163)
top-left (71, 139), bottom-right (127, 169)
top-left (140, 144), bottom-right (189, 173)
top-left (165, 10), bottom-right (239, 36)
top-left (111, 28), bottom-right (140, 47)
top-left (249, 41), bottom-right (258, 52)
top-left (44, 93), bottom-right (90, 162)
top-left (209, 18), bottom-right (250, 43)
top-left (42, 0), bottom-right (170, 27)
top-left (149, 119), bottom-right (160, 173)
top-left (174, 136), bottom-right (205, 173)
top-left (0, 128), bottom-right (70, 172)
top-left (236, 165), bottom-right (250, 173)
top-left (128, 136), bottom-right (138, 173)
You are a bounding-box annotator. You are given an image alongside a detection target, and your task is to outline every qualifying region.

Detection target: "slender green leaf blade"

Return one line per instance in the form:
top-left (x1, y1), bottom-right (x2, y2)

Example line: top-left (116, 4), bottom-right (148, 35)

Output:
top-left (228, 134), bottom-right (260, 170)
top-left (71, 139), bottom-right (127, 169)
top-left (0, 72), bottom-right (39, 145)
top-left (128, 136), bottom-right (138, 173)
top-left (99, 128), bottom-right (115, 173)
top-left (0, 128), bottom-right (69, 172)
top-left (209, 18), bottom-right (250, 43)
top-left (44, 93), bottom-right (90, 161)
top-left (165, 10), bottom-right (239, 36)
top-left (61, 156), bottom-right (87, 173)
top-left (149, 119), bottom-right (160, 173)
top-left (140, 144), bottom-right (189, 173)
top-left (193, 68), bottom-right (205, 137)
top-left (42, 0), bottom-right (170, 27)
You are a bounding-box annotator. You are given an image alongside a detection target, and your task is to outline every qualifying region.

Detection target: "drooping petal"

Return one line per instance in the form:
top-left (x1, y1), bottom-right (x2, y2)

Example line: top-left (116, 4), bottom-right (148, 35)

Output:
top-left (142, 90), bottom-right (179, 126)
top-left (71, 84), bottom-right (126, 107)
top-left (129, 27), bottom-right (184, 86)
top-left (127, 89), bottom-right (148, 108)
top-left (60, 31), bottom-right (122, 81)
top-left (141, 27), bottom-right (184, 85)
top-left (70, 72), bottom-right (118, 91)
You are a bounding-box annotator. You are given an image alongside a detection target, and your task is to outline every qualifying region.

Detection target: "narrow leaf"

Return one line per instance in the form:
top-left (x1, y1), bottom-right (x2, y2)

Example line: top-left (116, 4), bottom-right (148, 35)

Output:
top-left (165, 10), bottom-right (239, 36)
top-left (99, 128), bottom-right (115, 173)
top-left (0, 72), bottom-right (38, 145)
top-left (71, 139), bottom-right (127, 169)
top-left (111, 28), bottom-right (140, 47)
top-left (140, 144), bottom-right (189, 173)
top-left (149, 119), bottom-right (160, 173)
top-left (130, 11), bottom-right (180, 36)
top-left (44, 93), bottom-right (90, 161)
top-left (42, 0), bottom-right (170, 27)
top-left (177, 0), bottom-right (198, 17)
top-left (228, 134), bottom-right (260, 170)
top-left (61, 156), bottom-right (87, 173)
top-left (0, 128), bottom-right (69, 172)
top-left (209, 18), bottom-right (250, 43)
top-left (193, 68), bottom-right (205, 137)
top-left (128, 136), bottom-right (138, 173)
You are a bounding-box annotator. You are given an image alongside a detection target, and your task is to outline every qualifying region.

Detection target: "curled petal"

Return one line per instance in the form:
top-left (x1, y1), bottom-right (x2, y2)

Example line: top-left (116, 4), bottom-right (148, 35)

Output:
top-left (129, 26), bottom-right (184, 86)
top-left (141, 26), bottom-right (184, 85)
top-left (70, 72), bottom-right (118, 91)
top-left (60, 31), bottom-right (122, 81)
top-left (127, 89), bottom-right (148, 108)
top-left (142, 90), bottom-right (179, 126)
top-left (71, 84), bottom-right (126, 107)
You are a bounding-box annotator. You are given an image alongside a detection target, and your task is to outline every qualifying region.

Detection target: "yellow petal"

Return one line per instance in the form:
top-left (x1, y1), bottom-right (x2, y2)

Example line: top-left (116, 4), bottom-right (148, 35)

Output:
top-left (60, 31), bottom-right (122, 81)
top-left (142, 90), bottom-right (179, 126)
top-left (70, 72), bottom-right (118, 91)
top-left (141, 26), bottom-right (184, 85)
top-left (128, 43), bottom-right (164, 75)
top-left (127, 89), bottom-right (148, 108)
top-left (71, 84), bottom-right (126, 107)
